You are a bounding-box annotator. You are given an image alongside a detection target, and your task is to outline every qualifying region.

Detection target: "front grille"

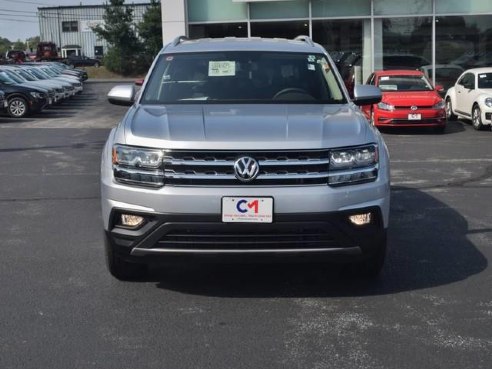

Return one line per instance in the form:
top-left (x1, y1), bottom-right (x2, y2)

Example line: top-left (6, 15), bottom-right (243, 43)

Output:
top-left (155, 222), bottom-right (351, 250)
top-left (378, 117), bottom-right (444, 124)
top-left (162, 150), bottom-right (330, 186)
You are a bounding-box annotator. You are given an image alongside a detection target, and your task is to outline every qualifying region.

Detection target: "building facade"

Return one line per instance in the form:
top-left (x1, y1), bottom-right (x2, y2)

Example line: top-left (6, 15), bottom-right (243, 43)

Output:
top-left (37, 1), bottom-right (492, 86)
top-left (162, 0), bottom-right (492, 85)
top-left (38, 3), bottom-right (151, 59)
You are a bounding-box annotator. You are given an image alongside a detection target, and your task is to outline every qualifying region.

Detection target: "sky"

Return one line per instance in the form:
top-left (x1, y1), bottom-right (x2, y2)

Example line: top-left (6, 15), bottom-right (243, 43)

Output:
top-left (0, 0), bottom-right (151, 42)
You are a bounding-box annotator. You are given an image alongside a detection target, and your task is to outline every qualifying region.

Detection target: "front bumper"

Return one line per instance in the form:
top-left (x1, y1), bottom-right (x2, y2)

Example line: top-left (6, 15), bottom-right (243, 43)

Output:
top-left (106, 208), bottom-right (386, 263)
top-left (375, 108), bottom-right (446, 127)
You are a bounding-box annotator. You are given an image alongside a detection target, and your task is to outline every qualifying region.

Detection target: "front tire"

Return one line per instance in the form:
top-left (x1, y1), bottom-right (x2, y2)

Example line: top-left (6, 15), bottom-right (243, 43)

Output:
top-left (445, 98), bottom-right (457, 121)
top-left (351, 232), bottom-right (387, 278)
top-left (105, 233), bottom-right (147, 281)
top-left (7, 96), bottom-right (29, 118)
top-left (472, 105), bottom-right (484, 130)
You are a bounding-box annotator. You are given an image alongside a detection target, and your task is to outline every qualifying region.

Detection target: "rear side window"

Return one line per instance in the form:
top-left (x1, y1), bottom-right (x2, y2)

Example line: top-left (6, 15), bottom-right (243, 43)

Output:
top-left (477, 73), bottom-right (492, 89)
top-left (141, 51), bottom-right (346, 104)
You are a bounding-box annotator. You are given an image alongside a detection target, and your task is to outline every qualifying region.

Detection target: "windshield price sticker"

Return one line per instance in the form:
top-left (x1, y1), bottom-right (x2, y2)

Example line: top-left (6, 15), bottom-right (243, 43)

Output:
top-left (209, 61), bottom-right (236, 77)
top-left (222, 197), bottom-right (273, 223)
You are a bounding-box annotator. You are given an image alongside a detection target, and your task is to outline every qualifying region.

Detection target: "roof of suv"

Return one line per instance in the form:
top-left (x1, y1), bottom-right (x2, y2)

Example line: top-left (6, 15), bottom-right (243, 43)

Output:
top-left (162, 36), bottom-right (324, 54)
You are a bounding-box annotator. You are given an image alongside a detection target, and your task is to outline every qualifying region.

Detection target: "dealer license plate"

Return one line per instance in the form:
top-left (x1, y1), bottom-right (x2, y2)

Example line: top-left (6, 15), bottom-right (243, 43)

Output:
top-left (408, 113), bottom-right (421, 120)
top-left (222, 197), bottom-right (273, 223)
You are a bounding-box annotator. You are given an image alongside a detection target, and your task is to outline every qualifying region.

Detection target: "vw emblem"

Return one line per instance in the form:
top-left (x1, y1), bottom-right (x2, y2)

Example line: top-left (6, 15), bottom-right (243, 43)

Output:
top-left (410, 105), bottom-right (418, 111)
top-left (234, 156), bottom-right (259, 182)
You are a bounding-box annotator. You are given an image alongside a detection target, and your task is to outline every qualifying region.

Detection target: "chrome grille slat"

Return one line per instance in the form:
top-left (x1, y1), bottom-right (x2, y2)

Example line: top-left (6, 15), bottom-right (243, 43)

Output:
top-left (162, 150), bottom-right (331, 185)
top-left (164, 172), bottom-right (329, 180)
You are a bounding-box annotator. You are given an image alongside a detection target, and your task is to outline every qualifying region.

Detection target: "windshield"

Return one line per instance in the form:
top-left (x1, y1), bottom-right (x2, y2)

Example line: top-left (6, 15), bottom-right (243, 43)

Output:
top-left (477, 73), bottom-right (492, 89)
top-left (0, 71), bottom-right (16, 85)
top-left (17, 69), bottom-right (37, 81)
top-left (4, 70), bottom-right (25, 83)
top-left (41, 68), bottom-right (56, 77)
top-left (29, 68), bottom-right (49, 80)
top-left (377, 75), bottom-right (434, 92)
top-left (141, 51), bottom-right (346, 104)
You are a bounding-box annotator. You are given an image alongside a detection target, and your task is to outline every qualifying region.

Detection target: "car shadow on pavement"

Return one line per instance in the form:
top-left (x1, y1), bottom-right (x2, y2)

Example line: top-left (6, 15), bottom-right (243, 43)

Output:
top-left (153, 186), bottom-right (487, 297)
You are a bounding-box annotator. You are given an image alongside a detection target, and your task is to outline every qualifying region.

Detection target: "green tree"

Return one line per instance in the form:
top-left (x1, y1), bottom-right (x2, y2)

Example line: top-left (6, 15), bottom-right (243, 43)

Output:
top-left (12, 39), bottom-right (26, 51)
top-left (93, 0), bottom-right (143, 75)
top-left (26, 36), bottom-right (40, 53)
top-left (138, 0), bottom-right (162, 60)
top-left (0, 37), bottom-right (12, 56)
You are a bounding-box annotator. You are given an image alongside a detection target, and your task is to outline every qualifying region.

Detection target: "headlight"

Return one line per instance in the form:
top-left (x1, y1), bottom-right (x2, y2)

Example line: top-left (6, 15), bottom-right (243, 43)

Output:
top-left (377, 102), bottom-right (394, 111)
top-left (485, 98), bottom-right (492, 108)
top-left (328, 145), bottom-right (379, 186)
top-left (112, 144), bottom-right (165, 187)
top-left (30, 92), bottom-right (44, 99)
top-left (432, 100), bottom-right (445, 110)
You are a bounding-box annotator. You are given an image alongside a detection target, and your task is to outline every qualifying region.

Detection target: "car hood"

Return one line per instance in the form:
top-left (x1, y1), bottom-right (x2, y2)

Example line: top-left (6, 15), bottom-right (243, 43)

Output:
top-left (382, 91), bottom-right (442, 106)
top-left (120, 104), bottom-right (371, 150)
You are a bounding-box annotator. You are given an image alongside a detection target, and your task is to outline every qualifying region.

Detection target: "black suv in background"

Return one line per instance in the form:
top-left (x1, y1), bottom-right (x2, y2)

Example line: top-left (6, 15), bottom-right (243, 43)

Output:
top-left (65, 55), bottom-right (101, 68)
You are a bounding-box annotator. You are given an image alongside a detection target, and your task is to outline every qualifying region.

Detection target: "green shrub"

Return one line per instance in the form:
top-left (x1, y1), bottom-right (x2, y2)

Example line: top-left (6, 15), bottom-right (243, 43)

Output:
top-left (102, 47), bottom-right (153, 76)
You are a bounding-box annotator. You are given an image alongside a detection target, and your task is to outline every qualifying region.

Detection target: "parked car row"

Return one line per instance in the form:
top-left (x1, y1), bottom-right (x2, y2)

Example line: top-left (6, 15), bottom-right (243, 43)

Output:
top-left (356, 67), bottom-right (492, 133)
top-left (0, 62), bottom-right (87, 118)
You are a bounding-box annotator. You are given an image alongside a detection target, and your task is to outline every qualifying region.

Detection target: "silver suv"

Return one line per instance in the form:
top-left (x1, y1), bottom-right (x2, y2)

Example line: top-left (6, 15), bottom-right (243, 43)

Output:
top-left (102, 36), bottom-right (390, 280)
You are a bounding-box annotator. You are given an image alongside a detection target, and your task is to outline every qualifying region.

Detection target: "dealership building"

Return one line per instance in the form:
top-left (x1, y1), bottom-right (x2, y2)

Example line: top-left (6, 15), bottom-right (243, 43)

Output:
top-left (39, 0), bottom-right (492, 84)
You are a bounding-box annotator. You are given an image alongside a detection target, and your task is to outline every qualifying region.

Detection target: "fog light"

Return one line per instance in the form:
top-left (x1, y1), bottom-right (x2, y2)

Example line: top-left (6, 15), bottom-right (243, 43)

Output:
top-left (349, 213), bottom-right (372, 226)
top-left (120, 214), bottom-right (145, 228)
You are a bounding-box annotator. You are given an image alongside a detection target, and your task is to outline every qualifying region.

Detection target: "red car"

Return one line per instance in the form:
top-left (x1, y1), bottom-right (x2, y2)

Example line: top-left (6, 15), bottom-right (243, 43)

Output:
top-left (362, 70), bottom-right (446, 132)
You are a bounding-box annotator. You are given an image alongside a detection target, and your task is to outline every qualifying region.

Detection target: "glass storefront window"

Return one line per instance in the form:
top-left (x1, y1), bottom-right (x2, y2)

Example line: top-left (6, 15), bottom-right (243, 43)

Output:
top-left (189, 23), bottom-right (248, 39)
top-left (313, 19), bottom-right (364, 95)
top-left (188, 0), bottom-right (247, 22)
top-left (436, 15), bottom-right (492, 69)
top-left (249, 1), bottom-right (309, 20)
top-left (313, 20), bottom-right (363, 55)
top-left (374, 0), bottom-right (432, 16)
top-left (374, 17), bottom-right (432, 70)
top-left (251, 21), bottom-right (310, 39)
top-left (312, 0), bottom-right (370, 17)
top-left (436, 0), bottom-right (492, 15)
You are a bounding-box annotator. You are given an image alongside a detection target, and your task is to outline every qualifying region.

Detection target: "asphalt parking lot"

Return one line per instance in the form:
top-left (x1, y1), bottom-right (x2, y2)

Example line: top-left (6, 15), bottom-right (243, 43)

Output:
top-left (0, 82), bottom-right (491, 369)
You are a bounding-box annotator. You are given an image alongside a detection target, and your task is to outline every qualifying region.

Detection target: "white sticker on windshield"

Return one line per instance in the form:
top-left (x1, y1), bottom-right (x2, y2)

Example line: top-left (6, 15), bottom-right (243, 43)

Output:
top-left (208, 61), bottom-right (236, 77)
top-left (479, 74), bottom-right (486, 78)
top-left (380, 76), bottom-right (390, 81)
top-left (307, 64), bottom-right (315, 71)
top-left (307, 55), bottom-right (316, 62)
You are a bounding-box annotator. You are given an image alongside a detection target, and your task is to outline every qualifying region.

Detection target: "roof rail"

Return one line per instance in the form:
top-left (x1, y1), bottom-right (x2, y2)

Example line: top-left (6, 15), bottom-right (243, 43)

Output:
top-left (294, 35), bottom-right (314, 47)
top-left (172, 35), bottom-right (189, 47)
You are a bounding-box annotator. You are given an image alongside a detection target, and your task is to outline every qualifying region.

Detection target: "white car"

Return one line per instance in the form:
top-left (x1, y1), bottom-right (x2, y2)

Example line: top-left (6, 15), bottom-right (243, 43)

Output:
top-left (445, 68), bottom-right (492, 130)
